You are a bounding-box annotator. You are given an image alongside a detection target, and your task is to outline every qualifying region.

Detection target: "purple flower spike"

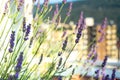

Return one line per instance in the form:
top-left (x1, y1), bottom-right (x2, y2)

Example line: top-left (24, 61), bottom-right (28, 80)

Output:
top-left (17, 0), bottom-right (24, 11)
top-left (9, 31), bottom-right (15, 53)
top-left (58, 76), bottom-right (62, 80)
top-left (98, 32), bottom-right (105, 42)
top-left (101, 18), bottom-right (107, 30)
top-left (62, 37), bottom-right (68, 50)
top-left (8, 75), bottom-right (14, 80)
top-left (23, 17), bottom-right (26, 32)
top-left (55, 4), bottom-right (59, 14)
top-left (14, 52), bottom-right (23, 79)
top-left (66, 2), bottom-right (73, 16)
top-left (95, 70), bottom-right (100, 79)
top-left (24, 24), bottom-right (31, 41)
top-left (44, 0), bottom-right (49, 7)
top-left (57, 57), bottom-right (62, 69)
top-left (75, 12), bottom-right (85, 43)
top-left (98, 18), bottom-right (107, 43)
top-left (29, 37), bottom-right (33, 48)
top-left (52, 4), bottom-right (59, 22)
top-left (58, 52), bottom-right (62, 56)
top-left (38, 53), bottom-right (43, 64)
top-left (111, 69), bottom-right (116, 80)
top-left (105, 75), bottom-right (110, 80)
top-left (102, 56), bottom-right (108, 68)
top-left (61, 31), bottom-right (67, 38)
top-left (62, 0), bottom-right (67, 4)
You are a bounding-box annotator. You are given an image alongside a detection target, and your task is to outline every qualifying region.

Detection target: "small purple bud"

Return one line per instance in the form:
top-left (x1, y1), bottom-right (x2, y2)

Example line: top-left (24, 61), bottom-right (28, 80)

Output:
top-left (23, 17), bottom-right (26, 32)
top-left (61, 31), bottom-right (67, 38)
top-left (72, 68), bottom-right (75, 75)
top-left (98, 32), bottom-right (105, 42)
top-left (98, 18), bottom-right (107, 43)
top-left (58, 76), bottom-right (62, 80)
top-left (9, 31), bottom-right (15, 53)
top-left (66, 2), bottom-right (73, 17)
top-left (105, 75), bottom-right (109, 80)
top-left (57, 57), bottom-right (62, 69)
top-left (43, 0), bottom-right (49, 7)
top-left (62, 37), bottom-right (68, 50)
top-left (14, 52), bottom-right (23, 79)
top-left (55, 4), bottom-right (59, 14)
top-left (8, 75), bottom-right (14, 80)
top-left (24, 24), bottom-right (31, 41)
top-left (58, 52), bottom-right (62, 56)
top-left (101, 56), bottom-right (108, 68)
top-left (29, 37), bottom-right (33, 48)
top-left (38, 54), bottom-right (43, 64)
top-left (75, 13), bottom-right (85, 44)
top-left (111, 69), bottom-right (116, 80)
top-left (62, 0), bottom-right (67, 4)
top-left (101, 18), bottom-right (107, 30)
top-left (95, 70), bottom-right (99, 79)
top-left (17, 0), bottom-right (24, 11)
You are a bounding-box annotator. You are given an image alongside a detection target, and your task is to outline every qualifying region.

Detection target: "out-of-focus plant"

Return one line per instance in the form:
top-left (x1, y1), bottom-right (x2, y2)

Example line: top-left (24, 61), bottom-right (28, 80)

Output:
top-left (0, 0), bottom-right (116, 80)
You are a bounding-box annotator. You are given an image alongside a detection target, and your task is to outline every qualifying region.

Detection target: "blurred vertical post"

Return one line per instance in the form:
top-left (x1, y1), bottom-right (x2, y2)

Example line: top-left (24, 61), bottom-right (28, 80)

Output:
top-left (117, 39), bottom-right (120, 68)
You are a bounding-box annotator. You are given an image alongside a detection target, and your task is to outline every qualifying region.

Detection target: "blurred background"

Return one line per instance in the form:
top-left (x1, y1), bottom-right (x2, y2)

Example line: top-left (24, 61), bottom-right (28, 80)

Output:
top-left (33, 0), bottom-right (120, 79)
top-left (33, 0), bottom-right (120, 61)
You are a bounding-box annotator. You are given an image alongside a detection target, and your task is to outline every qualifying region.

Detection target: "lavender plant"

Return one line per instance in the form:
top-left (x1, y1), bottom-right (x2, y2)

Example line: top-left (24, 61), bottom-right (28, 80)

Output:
top-left (0, 0), bottom-right (117, 80)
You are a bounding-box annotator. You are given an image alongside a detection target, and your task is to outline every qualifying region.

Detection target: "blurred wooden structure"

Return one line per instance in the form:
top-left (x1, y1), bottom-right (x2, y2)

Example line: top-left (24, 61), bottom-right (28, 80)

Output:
top-left (96, 25), bottom-right (118, 60)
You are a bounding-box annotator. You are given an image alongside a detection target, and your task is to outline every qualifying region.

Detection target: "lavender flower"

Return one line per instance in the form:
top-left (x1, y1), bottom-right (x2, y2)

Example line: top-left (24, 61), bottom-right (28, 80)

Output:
top-left (9, 31), bottom-right (15, 53)
top-left (66, 2), bottom-right (73, 17)
top-left (52, 11), bottom-right (57, 22)
top-left (62, 37), bottom-right (68, 50)
top-left (57, 57), bottom-right (62, 69)
top-left (8, 75), bottom-right (14, 80)
top-left (72, 68), bottom-right (75, 75)
top-left (52, 4), bottom-right (59, 22)
top-left (24, 24), bottom-right (31, 41)
top-left (75, 12), bottom-right (85, 43)
top-left (62, 0), bottom-right (67, 4)
top-left (98, 32), bottom-right (105, 42)
top-left (105, 75), bottom-right (109, 80)
top-left (98, 18), bottom-right (107, 42)
top-left (88, 45), bottom-right (97, 62)
top-left (61, 31), bottom-right (67, 38)
top-left (101, 56), bottom-right (108, 68)
top-left (38, 53), bottom-right (43, 64)
top-left (102, 69), bottom-right (106, 80)
top-left (58, 52), bottom-right (62, 56)
top-left (17, 0), bottom-right (24, 11)
top-left (43, 0), bottom-right (49, 7)
top-left (29, 37), bottom-right (33, 48)
top-left (14, 52), bottom-right (23, 79)
top-left (58, 76), bottom-right (62, 80)
top-left (95, 70), bottom-right (99, 79)
top-left (111, 69), bottom-right (116, 80)
top-left (4, 2), bottom-right (8, 14)
top-left (88, 45), bottom-right (95, 59)
top-left (100, 18), bottom-right (107, 30)
top-left (55, 4), bottom-right (59, 14)
top-left (23, 17), bottom-right (26, 32)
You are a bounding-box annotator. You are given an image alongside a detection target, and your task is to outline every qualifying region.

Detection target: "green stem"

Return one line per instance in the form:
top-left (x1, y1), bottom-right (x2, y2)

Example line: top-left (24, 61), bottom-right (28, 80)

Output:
top-left (24, 65), bottom-right (39, 80)
top-left (54, 4), bottom-right (64, 21)
top-left (20, 39), bottom-right (43, 80)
